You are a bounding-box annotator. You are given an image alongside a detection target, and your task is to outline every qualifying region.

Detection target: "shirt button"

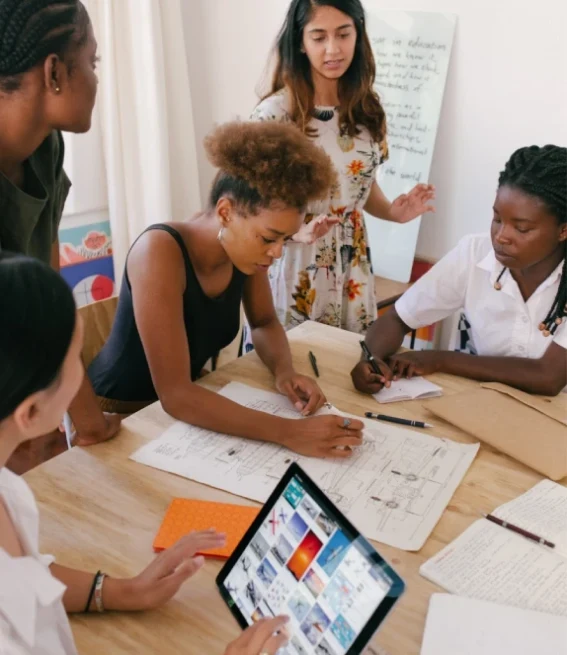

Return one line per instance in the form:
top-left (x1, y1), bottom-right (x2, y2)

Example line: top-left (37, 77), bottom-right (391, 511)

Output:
top-left (522, 316), bottom-right (529, 324)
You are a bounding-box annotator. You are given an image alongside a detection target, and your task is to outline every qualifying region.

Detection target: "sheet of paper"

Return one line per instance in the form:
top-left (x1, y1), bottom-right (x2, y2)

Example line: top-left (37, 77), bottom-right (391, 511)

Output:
top-left (492, 479), bottom-right (567, 557)
top-left (373, 377), bottom-right (443, 404)
top-left (421, 594), bottom-right (567, 655)
top-left (130, 382), bottom-right (478, 550)
top-left (420, 519), bottom-right (567, 616)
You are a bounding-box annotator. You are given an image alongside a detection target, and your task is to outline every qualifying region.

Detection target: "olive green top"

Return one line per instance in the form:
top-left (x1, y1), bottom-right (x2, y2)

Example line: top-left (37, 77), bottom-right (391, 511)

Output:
top-left (0, 130), bottom-right (71, 265)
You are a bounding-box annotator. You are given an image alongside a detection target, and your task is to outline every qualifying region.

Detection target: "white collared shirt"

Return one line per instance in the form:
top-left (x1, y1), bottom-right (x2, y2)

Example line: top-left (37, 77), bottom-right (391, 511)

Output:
top-left (0, 468), bottom-right (78, 655)
top-left (395, 233), bottom-right (567, 362)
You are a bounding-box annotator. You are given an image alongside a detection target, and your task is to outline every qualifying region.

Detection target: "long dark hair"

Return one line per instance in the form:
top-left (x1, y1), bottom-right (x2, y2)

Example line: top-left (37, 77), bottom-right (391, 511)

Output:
top-left (265, 0), bottom-right (386, 142)
top-left (0, 0), bottom-right (89, 92)
top-left (0, 252), bottom-right (77, 421)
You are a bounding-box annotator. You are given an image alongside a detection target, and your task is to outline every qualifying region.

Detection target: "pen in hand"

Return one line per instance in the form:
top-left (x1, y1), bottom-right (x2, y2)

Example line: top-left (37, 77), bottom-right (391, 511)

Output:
top-left (359, 340), bottom-right (382, 376)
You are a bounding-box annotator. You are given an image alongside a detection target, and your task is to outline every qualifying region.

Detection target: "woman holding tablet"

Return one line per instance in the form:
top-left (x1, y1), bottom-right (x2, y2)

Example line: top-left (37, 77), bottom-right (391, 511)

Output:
top-left (0, 252), bottom-right (290, 655)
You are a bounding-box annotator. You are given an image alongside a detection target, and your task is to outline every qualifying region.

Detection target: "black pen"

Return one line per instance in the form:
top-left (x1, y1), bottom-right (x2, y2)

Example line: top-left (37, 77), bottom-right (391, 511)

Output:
top-left (359, 340), bottom-right (381, 375)
top-left (365, 412), bottom-right (433, 429)
top-left (308, 350), bottom-right (320, 378)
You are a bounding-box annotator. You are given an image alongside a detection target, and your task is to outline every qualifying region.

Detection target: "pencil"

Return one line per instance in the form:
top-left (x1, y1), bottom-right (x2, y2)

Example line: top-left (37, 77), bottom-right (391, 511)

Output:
top-left (482, 513), bottom-right (555, 548)
top-left (308, 350), bottom-right (320, 378)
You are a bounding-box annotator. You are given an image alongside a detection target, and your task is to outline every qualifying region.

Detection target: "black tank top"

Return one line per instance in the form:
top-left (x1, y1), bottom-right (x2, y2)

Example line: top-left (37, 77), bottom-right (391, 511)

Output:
top-left (88, 224), bottom-right (247, 402)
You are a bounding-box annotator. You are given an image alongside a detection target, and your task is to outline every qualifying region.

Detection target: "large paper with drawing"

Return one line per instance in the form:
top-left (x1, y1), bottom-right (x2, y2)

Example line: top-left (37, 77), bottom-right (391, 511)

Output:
top-left (364, 10), bottom-right (456, 281)
top-left (130, 383), bottom-right (478, 550)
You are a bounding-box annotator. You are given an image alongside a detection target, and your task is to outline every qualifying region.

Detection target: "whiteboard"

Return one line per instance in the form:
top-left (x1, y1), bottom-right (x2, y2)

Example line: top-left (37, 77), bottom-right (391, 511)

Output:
top-left (364, 10), bottom-right (456, 282)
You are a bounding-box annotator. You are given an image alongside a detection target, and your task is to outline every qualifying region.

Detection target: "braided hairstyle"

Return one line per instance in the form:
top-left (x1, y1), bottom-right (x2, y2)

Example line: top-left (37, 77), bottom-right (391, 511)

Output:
top-left (0, 0), bottom-right (89, 93)
top-left (498, 145), bottom-right (567, 337)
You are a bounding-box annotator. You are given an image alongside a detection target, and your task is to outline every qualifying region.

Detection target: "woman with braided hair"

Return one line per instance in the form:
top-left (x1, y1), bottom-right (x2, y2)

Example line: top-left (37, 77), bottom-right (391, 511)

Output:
top-left (351, 145), bottom-right (567, 397)
top-left (0, 0), bottom-right (121, 448)
top-left (88, 120), bottom-right (365, 458)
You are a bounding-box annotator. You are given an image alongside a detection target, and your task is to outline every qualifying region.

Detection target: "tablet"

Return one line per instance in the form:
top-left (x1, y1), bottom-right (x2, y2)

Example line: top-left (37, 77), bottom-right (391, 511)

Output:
top-left (217, 463), bottom-right (405, 655)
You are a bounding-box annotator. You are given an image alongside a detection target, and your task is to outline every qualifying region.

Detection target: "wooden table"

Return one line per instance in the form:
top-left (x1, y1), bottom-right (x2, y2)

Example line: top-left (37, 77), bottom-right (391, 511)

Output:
top-left (374, 276), bottom-right (411, 309)
top-left (24, 322), bottom-right (550, 655)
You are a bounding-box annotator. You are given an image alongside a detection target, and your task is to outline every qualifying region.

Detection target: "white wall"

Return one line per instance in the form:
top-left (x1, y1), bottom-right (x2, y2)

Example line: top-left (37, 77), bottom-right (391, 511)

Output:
top-left (61, 101), bottom-right (109, 228)
top-left (182, 0), bottom-right (567, 261)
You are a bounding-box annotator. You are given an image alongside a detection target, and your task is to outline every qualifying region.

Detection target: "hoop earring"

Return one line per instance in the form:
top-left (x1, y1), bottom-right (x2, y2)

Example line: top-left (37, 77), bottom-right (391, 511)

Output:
top-left (217, 227), bottom-right (224, 242)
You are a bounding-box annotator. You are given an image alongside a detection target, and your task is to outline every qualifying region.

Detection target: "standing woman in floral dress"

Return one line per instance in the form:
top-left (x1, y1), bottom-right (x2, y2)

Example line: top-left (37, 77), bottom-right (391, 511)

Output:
top-left (243, 0), bottom-right (435, 350)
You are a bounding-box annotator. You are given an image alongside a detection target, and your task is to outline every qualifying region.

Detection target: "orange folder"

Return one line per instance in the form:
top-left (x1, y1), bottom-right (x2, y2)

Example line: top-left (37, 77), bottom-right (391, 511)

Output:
top-left (154, 498), bottom-right (260, 559)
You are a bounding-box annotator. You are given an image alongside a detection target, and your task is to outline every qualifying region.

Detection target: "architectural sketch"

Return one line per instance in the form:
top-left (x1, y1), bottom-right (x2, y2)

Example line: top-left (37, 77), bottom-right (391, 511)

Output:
top-left (131, 382), bottom-right (479, 550)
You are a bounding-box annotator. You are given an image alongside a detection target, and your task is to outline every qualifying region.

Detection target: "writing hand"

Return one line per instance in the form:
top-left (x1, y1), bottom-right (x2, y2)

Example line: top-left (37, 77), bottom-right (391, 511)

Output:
top-left (350, 359), bottom-right (393, 394)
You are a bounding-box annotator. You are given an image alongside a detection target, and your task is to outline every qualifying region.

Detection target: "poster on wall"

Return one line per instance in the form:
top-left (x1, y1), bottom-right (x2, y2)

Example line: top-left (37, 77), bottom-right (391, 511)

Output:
top-left (59, 221), bottom-right (115, 307)
top-left (364, 10), bottom-right (456, 282)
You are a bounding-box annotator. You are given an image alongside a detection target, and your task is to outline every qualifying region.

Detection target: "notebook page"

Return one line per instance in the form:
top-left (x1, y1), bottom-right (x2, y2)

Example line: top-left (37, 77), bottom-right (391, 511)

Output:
top-left (373, 377), bottom-right (442, 404)
top-left (421, 594), bottom-right (567, 655)
top-left (419, 519), bottom-right (567, 616)
top-left (492, 479), bottom-right (567, 556)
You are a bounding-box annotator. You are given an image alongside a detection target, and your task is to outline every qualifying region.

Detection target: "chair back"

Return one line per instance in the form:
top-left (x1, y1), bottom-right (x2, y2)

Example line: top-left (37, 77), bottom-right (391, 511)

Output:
top-left (78, 296), bottom-right (118, 368)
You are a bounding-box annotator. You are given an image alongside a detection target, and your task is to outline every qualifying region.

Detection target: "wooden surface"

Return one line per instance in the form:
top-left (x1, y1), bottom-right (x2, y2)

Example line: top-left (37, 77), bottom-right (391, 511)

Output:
top-left (24, 321), bottom-right (555, 655)
top-left (374, 276), bottom-right (411, 306)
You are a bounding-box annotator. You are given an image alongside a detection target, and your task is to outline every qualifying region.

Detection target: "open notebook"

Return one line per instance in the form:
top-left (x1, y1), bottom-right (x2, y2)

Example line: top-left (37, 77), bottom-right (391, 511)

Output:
top-left (420, 479), bottom-right (567, 616)
top-left (373, 377), bottom-right (442, 404)
top-left (421, 594), bottom-right (567, 654)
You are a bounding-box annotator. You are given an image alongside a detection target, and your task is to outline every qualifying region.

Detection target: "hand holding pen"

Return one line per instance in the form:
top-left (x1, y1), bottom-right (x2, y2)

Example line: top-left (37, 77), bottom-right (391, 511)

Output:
top-left (351, 341), bottom-right (393, 394)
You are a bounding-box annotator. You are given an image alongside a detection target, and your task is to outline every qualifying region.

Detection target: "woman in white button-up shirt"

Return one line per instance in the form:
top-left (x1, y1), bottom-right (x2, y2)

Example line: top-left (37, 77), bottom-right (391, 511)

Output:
top-left (351, 145), bottom-right (567, 397)
top-left (0, 253), bottom-right (290, 655)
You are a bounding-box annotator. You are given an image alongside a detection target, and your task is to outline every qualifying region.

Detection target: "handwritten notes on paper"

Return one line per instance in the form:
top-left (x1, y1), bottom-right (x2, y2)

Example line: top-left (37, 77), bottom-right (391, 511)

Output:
top-left (374, 36), bottom-right (449, 184)
top-left (364, 11), bottom-right (456, 282)
top-left (130, 382), bottom-right (479, 551)
top-left (420, 480), bottom-right (567, 616)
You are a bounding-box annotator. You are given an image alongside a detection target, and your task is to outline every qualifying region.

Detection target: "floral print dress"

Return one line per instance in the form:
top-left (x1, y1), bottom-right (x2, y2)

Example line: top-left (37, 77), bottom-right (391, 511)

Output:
top-left (243, 91), bottom-right (388, 351)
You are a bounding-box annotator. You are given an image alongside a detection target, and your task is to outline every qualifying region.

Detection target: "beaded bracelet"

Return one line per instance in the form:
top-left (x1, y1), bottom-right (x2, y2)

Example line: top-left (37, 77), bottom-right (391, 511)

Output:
top-left (84, 570), bottom-right (101, 613)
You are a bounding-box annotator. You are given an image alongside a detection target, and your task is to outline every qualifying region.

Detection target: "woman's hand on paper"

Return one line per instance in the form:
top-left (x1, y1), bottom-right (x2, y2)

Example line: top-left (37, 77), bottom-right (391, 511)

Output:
top-left (389, 351), bottom-right (445, 378)
top-left (108, 529), bottom-right (226, 611)
top-left (350, 359), bottom-right (393, 394)
top-left (292, 214), bottom-right (340, 244)
top-left (283, 414), bottom-right (364, 458)
top-left (388, 183), bottom-right (435, 224)
top-left (276, 371), bottom-right (326, 416)
top-left (224, 616), bottom-right (291, 655)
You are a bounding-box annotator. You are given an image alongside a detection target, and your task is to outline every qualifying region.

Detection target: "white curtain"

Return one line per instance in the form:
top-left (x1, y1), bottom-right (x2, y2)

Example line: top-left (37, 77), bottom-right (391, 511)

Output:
top-left (85, 0), bottom-right (201, 285)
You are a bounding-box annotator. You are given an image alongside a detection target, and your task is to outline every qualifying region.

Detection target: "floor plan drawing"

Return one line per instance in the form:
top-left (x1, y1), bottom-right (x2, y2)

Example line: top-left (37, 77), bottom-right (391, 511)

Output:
top-left (131, 382), bottom-right (479, 550)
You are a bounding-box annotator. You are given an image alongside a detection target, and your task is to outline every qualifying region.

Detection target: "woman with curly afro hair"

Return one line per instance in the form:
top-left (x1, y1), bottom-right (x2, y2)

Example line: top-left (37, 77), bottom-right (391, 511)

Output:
top-left (88, 120), bottom-right (365, 459)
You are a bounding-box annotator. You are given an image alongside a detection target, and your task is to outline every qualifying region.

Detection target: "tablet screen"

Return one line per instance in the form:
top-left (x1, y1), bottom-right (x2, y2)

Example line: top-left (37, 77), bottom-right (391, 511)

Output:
top-left (217, 464), bottom-right (404, 655)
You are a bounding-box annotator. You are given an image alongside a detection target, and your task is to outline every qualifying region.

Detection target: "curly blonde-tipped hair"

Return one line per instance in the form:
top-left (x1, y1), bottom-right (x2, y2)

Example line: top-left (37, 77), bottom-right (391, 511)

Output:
top-left (204, 120), bottom-right (336, 213)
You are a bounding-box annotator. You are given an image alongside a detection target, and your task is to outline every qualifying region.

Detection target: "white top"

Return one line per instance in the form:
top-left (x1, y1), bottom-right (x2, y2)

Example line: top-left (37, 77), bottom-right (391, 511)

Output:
top-left (0, 468), bottom-right (78, 655)
top-left (395, 233), bottom-right (567, 359)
